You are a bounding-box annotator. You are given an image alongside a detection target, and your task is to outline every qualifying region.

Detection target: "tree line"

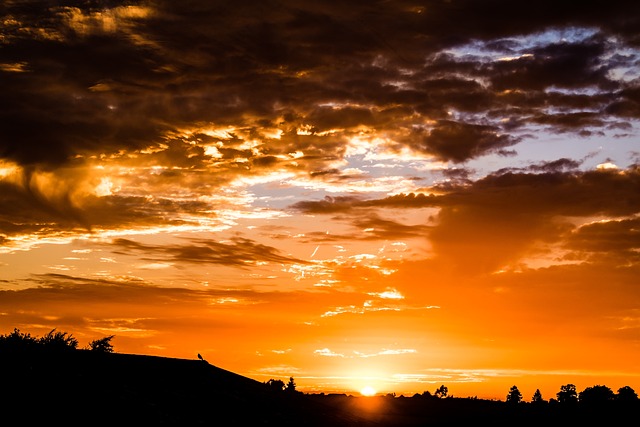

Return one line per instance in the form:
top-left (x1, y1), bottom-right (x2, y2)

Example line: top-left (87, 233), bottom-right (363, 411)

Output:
top-left (505, 383), bottom-right (638, 405)
top-left (2, 327), bottom-right (637, 407)
top-left (0, 328), bottom-right (115, 353)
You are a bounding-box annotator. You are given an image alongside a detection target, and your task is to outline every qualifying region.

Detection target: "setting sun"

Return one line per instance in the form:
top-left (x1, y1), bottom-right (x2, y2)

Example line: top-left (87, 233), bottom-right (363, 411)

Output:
top-left (360, 386), bottom-right (377, 397)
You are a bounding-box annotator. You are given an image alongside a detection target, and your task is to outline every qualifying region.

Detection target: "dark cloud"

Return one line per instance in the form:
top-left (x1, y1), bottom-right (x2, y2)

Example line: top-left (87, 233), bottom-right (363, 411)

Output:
top-left (398, 120), bottom-right (518, 163)
top-left (0, 176), bottom-right (90, 234)
top-left (428, 166), bottom-right (640, 272)
top-left (527, 158), bottom-right (582, 173)
top-left (289, 195), bottom-right (364, 214)
top-left (489, 38), bottom-right (612, 92)
top-left (351, 215), bottom-right (431, 241)
top-left (451, 166), bottom-right (640, 218)
top-left (0, 177), bottom-right (210, 238)
top-left (1, 0), bottom-right (638, 170)
top-left (564, 217), bottom-right (640, 263)
top-left (605, 86), bottom-right (640, 118)
top-left (531, 112), bottom-right (605, 132)
top-left (111, 237), bottom-right (307, 267)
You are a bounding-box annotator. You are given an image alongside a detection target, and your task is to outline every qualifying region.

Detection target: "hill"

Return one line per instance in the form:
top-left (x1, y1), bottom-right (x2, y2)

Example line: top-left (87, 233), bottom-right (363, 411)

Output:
top-left (1, 349), bottom-right (637, 426)
top-left (0, 350), bottom-right (371, 426)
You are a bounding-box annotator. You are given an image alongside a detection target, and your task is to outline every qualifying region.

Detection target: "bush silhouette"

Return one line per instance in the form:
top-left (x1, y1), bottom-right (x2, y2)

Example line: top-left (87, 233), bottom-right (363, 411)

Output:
top-left (0, 328), bottom-right (38, 352)
top-left (38, 329), bottom-right (78, 351)
top-left (266, 378), bottom-right (286, 392)
top-left (88, 335), bottom-right (115, 353)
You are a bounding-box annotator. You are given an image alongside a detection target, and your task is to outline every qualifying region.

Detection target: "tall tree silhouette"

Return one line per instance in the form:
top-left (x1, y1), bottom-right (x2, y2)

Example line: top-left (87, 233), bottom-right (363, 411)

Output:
top-left (506, 385), bottom-right (522, 404)
top-left (434, 385), bottom-right (448, 398)
top-left (557, 384), bottom-right (578, 405)
top-left (532, 389), bottom-right (545, 404)
top-left (286, 377), bottom-right (298, 393)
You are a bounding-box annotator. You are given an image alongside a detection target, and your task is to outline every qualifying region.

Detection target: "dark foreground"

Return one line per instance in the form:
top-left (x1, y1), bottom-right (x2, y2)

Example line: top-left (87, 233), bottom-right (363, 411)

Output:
top-left (1, 350), bottom-right (637, 426)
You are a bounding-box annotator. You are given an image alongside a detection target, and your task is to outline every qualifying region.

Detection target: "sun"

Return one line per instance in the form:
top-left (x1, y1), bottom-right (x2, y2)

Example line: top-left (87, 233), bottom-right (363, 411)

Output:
top-left (360, 386), bottom-right (376, 396)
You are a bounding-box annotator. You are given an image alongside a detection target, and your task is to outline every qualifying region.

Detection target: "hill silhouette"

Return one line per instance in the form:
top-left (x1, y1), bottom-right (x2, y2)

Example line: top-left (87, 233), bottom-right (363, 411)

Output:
top-left (1, 345), bottom-right (638, 426)
top-left (0, 349), bottom-right (376, 426)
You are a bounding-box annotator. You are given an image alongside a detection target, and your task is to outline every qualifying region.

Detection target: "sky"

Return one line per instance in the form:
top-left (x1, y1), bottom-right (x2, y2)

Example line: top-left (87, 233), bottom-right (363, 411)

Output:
top-left (1, 0), bottom-right (639, 400)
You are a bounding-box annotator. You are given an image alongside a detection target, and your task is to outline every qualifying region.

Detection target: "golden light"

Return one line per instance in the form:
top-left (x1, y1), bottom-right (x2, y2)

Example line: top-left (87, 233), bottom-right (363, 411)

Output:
top-left (360, 386), bottom-right (376, 397)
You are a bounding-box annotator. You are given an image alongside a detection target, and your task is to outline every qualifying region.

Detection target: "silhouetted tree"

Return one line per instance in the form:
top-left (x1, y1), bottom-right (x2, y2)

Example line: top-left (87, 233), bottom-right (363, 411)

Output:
top-left (38, 329), bottom-right (78, 351)
top-left (556, 384), bottom-right (578, 405)
top-left (434, 385), bottom-right (448, 398)
top-left (285, 377), bottom-right (297, 393)
top-left (506, 385), bottom-right (522, 404)
top-left (579, 385), bottom-right (614, 404)
top-left (616, 386), bottom-right (638, 402)
top-left (87, 335), bottom-right (115, 353)
top-left (0, 328), bottom-right (38, 352)
top-left (266, 379), bottom-right (285, 392)
top-left (532, 389), bottom-right (545, 404)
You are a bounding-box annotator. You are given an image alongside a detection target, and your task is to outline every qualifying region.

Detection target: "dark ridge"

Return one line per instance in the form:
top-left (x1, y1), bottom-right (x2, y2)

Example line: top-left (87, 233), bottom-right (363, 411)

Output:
top-left (0, 350), bottom-right (371, 426)
top-left (1, 349), bottom-right (638, 426)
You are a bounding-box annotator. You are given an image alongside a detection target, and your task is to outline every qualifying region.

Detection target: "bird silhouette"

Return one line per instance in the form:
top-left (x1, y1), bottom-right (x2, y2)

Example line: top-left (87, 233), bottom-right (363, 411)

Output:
top-left (197, 353), bottom-right (204, 361)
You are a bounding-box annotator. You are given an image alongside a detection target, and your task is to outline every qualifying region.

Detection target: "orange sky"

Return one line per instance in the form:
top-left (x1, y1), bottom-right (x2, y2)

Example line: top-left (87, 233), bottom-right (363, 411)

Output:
top-left (1, 0), bottom-right (639, 400)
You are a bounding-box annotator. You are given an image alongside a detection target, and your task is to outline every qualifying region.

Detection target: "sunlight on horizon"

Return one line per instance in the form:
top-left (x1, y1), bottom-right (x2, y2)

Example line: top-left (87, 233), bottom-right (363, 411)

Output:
top-left (360, 386), bottom-right (377, 396)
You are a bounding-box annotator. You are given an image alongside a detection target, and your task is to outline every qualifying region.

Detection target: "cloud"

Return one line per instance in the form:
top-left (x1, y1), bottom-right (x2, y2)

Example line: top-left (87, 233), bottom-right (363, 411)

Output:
top-left (354, 349), bottom-right (417, 358)
top-left (320, 294), bottom-right (439, 318)
top-left (290, 193), bottom-right (439, 214)
top-left (488, 37), bottom-right (611, 91)
top-left (290, 165), bottom-right (640, 273)
top-left (314, 348), bottom-right (344, 357)
top-left (429, 166), bottom-right (640, 272)
top-left (564, 217), bottom-right (640, 263)
top-left (527, 158), bottom-right (583, 173)
top-left (1, 0), bottom-right (638, 174)
top-left (398, 120), bottom-right (519, 163)
top-left (314, 347), bottom-right (417, 359)
top-left (111, 236), bottom-right (307, 267)
top-left (0, 272), bottom-right (349, 354)
top-left (0, 2), bottom-right (637, 253)
top-left (368, 288), bottom-right (404, 300)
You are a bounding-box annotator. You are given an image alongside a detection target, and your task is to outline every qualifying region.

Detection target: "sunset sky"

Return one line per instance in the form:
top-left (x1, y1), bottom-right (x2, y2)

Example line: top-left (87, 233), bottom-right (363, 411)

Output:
top-left (1, 0), bottom-right (639, 400)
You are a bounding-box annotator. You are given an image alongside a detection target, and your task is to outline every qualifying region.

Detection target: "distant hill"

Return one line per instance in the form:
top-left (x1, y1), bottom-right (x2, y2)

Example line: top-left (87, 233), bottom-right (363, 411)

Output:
top-left (1, 350), bottom-right (637, 426)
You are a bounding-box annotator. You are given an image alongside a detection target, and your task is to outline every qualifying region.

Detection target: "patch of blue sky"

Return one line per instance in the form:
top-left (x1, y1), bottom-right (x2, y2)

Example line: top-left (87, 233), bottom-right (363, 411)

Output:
top-left (466, 124), bottom-right (640, 176)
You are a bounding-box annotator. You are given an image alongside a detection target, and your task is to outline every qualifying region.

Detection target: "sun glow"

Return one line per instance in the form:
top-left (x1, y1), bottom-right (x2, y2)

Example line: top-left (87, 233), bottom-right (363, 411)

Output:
top-left (360, 386), bottom-right (377, 396)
